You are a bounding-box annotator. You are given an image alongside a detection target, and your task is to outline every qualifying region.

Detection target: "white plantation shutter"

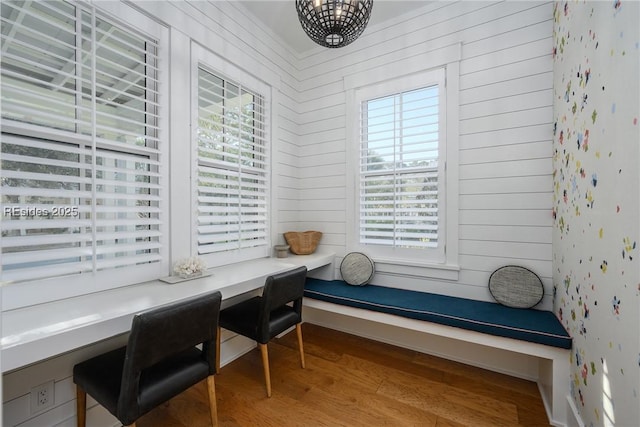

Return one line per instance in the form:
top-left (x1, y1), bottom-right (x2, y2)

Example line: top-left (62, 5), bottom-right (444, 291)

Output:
top-left (196, 65), bottom-right (269, 263)
top-left (1, 1), bottom-right (163, 284)
top-left (1, 1), bottom-right (160, 145)
top-left (360, 83), bottom-right (442, 251)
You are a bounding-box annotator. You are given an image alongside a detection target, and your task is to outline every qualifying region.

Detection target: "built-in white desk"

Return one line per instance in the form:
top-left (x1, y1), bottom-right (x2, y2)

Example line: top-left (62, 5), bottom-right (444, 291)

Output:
top-left (1, 252), bottom-right (334, 373)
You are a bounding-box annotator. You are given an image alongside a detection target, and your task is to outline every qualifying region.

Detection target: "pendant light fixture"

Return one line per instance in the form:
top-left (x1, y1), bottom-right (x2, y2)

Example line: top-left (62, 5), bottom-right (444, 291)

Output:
top-left (295, 0), bottom-right (374, 48)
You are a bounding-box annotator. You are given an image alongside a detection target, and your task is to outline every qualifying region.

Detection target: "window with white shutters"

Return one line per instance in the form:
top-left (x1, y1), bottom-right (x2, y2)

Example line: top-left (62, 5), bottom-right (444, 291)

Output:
top-left (357, 68), bottom-right (446, 262)
top-left (196, 64), bottom-right (269, 266)
top-left (1, 1), bottom-right (164, 287)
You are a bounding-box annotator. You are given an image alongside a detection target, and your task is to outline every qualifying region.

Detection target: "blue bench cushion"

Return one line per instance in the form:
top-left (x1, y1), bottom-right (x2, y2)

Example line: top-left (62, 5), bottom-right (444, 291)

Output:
top-left (304, 279), bottom-right (572, 349)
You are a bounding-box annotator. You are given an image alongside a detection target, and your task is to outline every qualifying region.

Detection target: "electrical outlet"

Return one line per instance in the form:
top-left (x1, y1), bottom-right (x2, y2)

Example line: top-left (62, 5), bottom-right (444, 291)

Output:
top-left (30, 380), bottom-right (55, 414)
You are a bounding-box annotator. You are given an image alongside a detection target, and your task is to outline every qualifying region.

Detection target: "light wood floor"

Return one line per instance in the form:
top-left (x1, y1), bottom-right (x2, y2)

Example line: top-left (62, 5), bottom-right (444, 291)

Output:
top-left (137, 323), bottom-right (550, 426)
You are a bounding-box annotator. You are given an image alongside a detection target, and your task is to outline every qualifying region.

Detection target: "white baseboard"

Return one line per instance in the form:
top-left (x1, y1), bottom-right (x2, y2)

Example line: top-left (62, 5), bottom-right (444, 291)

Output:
top-left (538, 382), bottom-right (569, 427)
top-left (565, 395), bottom-right (585, 427)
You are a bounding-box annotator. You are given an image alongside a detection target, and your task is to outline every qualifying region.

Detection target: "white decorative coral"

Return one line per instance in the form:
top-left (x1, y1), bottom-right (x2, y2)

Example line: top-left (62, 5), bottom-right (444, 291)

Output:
top-left (173, 256), bottom-right (207, 278)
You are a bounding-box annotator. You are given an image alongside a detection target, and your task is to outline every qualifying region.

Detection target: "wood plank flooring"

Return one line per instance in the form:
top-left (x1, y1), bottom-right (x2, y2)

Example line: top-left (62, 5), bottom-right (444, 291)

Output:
top-left (136, 323), bottom-right (550, 426)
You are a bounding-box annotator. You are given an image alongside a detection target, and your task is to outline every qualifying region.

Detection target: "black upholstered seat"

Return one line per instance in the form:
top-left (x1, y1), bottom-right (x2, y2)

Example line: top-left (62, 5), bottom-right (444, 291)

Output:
top-left (73, 291), bottom-right (222, 427)
top-left (218, 266), bottom-right (307, 397)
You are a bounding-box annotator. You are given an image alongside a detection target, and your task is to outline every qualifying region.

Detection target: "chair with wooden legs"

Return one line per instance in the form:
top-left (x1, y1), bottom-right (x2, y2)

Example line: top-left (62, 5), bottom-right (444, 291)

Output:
top-left (73, 291), bottom-right (222, 427)
top-left (217, 266), bottom-right (307, 397)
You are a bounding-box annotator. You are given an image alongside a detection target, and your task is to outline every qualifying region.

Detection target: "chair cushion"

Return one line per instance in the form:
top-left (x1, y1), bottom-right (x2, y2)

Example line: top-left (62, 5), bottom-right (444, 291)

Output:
top-left (73, 347), bottom-right (127, 417)
top-left (267, 306), bottom-right (301, 340)
top-left (304, 279), bottom-right (572, 349)
top-left (73, 346), bottom-right (210, 419)
top-left (220, 296), bottom-right (301, 343)
top-left (220, 296), bottom-right (261, 340)
top-left (139, 348), bottom-right (209, 414)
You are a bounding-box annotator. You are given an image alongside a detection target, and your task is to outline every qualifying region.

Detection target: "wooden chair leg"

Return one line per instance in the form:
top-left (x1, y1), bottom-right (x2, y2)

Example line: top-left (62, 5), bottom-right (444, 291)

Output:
top-left (259, 343), bottom-right (272, 397)
top-left (207, 375), bottom-right (218, 427)
top-left (296, 323), bottom-right (306, 369)
top-left (216, 326), bottom-right (221, 374)
top-left (76, 386), bottom-right (86, 427)
top-left (77, 385), bottom-right (137, 427)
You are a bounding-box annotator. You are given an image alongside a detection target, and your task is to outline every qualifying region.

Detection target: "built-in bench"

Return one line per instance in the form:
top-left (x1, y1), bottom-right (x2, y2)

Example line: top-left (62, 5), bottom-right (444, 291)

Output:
top-left (302, 278), bottom-right (572, 426)
top-left (304, 278), bottom-right (572, 349)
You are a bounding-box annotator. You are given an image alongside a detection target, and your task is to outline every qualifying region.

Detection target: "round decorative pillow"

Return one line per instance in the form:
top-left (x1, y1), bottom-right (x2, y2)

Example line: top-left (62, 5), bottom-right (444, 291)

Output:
top-left (340, 252), bottom-right (375, 286)
top-left (488, 265), bottom-right (544, 309)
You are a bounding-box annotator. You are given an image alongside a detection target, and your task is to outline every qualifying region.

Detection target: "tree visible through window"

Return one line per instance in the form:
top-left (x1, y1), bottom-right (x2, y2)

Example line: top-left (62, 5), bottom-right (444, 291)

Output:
top-left (196, 65), bottom-right (268, 263)
top-left (360, 84), bottom-right (442, 251)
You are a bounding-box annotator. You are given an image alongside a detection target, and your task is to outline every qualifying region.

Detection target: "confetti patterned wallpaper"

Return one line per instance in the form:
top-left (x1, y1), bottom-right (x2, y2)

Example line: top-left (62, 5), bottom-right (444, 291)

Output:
top-left (552, 1), bottom-right (639, 426)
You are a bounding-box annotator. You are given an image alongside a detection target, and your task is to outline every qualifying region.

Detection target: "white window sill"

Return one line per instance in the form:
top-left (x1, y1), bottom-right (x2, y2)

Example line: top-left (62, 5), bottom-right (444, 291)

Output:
top-left (1, 251), bottom-right (334, 373)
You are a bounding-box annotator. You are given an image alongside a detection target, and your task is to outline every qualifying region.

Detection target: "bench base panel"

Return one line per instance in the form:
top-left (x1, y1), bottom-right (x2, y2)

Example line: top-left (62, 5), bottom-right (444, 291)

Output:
top-left (303, 300), bottom-right (571, 427)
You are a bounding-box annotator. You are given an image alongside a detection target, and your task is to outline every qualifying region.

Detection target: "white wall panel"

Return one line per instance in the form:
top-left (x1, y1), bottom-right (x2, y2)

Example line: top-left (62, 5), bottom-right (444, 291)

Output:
top-left (460, 158), bottom-right (553, 179)
top-left (460, 106), bottom-right (553, 134)
top-left (298, 104), bottom-right (346, 123)
top-left (459, 90), bottom-right (552, 121)
top-left (298, 140), bottom-right (347, 157)
top-left (297, 92), bottom-right (345, 115)
top-left (294, 209), bottom-right (345, 223)
top-left (460, 55), bottom-right (552, 90)
top-left (297, 128), bottom-right (346, 146)
top-left (459, 193), bottom-right (552, 210)
top-left (459, 224), bottom-right (552, 244)
top-left (460, 254), bottom-right (552, 276)
top-left (460, 209), bottom-right (551, 227)
top-left (298, 163), bottom-right (346, 179)
top-left (460, 72), bottom-right (553, 106)
top-left (460, 140), bottom-right (552, 165)
top-left (298, 152), bottom-right (345, 169)
top-left (459, 123), bottom-right (552, 149)
top-left (463, 20), bottom-right (553, 59)
top-left (301, 116), bottom-right (347, 137)
top-left (460, 240), bottom-right (552, 261)
top-left (460, 175), bottom-right (553, 194)
top-left (300, 174), bottom-right (347, 189)
top-left (299, 187), bottom-right (345, 201)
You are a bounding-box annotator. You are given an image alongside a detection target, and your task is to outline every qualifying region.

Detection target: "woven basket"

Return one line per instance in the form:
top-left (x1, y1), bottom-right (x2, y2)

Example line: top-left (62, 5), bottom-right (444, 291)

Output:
top-left (284, 231), bottom-right (322, 255)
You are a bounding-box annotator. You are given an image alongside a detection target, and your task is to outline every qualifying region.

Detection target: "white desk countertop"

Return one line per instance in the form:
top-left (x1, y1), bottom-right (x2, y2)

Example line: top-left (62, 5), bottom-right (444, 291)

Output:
top-left (1, 252), bottom-right (334, 373)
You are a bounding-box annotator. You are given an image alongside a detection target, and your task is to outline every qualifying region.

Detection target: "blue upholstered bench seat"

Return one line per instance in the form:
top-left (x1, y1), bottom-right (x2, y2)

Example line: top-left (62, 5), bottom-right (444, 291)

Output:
top-left (304, 279), bottom-right (572, 349)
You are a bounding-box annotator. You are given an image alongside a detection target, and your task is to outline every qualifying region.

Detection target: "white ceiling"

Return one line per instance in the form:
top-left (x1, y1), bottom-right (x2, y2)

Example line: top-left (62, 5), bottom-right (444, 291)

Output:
top-left (237, 0), bottom-right (430, 54)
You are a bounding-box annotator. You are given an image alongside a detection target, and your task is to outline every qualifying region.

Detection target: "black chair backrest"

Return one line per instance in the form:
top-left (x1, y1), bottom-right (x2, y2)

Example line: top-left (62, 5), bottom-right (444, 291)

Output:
top-left (118, 291), bottom-right (222, 420)
top-left (258, 266), bottom-right (307, 336)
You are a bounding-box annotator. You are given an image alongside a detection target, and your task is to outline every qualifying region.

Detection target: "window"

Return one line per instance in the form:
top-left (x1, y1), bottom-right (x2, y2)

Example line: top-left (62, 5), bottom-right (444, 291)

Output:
top-left (0, 1), bottom-right (166, 302)
top-left (194, 47), bottom-right (270, 267)
top-left (350, 67), bottom-right (452, 266)
top-left (361, 85), bottom-right (441, 249)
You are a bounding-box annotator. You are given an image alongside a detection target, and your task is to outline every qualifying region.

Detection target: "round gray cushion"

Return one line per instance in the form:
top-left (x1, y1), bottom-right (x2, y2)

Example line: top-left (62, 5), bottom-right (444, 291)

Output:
top-left (488, 265), bottom-right (544, 309)
top-left (340, 252), bottom-right (375, 286)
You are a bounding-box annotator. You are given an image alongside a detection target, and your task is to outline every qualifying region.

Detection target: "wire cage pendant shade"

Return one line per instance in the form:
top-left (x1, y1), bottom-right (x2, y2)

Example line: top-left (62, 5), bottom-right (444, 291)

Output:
top-left (295, 0), bottom-right (374, 48)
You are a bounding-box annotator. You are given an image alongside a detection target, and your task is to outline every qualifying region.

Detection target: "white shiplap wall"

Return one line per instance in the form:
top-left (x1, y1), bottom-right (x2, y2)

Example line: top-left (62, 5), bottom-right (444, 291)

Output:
top-left (292, 1), bottom-right (555, 305)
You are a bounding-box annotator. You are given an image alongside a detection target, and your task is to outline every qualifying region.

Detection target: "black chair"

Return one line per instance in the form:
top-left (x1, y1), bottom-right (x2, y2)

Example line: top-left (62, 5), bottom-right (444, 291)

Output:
top-left (73, 291), bottom-right (222, 427)
top-left (217, 266), bottom-right (307, 397)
